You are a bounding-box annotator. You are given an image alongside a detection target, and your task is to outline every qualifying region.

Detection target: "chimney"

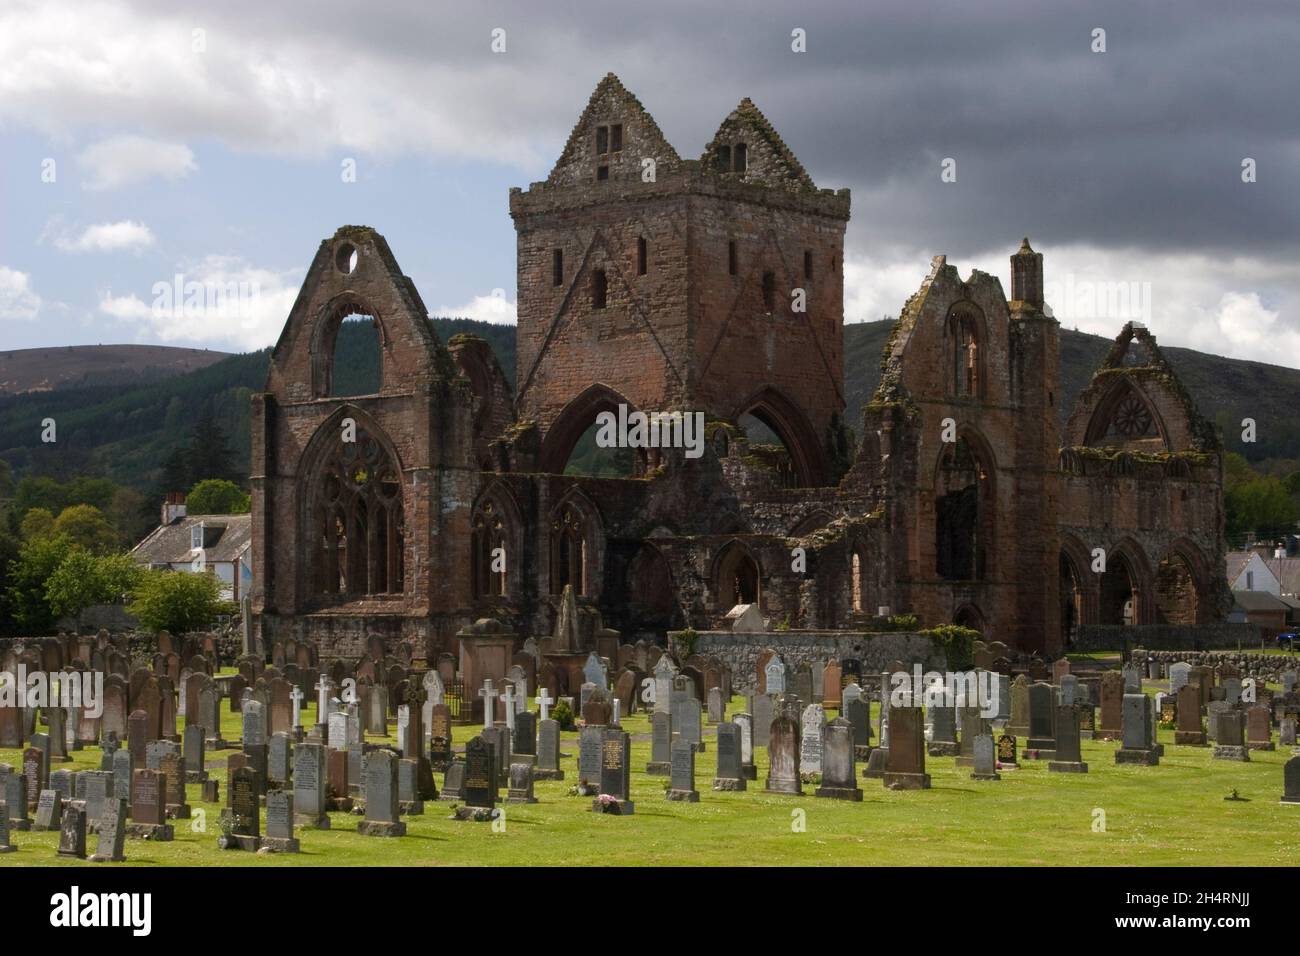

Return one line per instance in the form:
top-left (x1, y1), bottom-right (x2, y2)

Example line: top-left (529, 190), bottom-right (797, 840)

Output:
top-left (1011, 237), bottom-right (1044, 307)
top-left (161, 491), bottom-right (187, 526)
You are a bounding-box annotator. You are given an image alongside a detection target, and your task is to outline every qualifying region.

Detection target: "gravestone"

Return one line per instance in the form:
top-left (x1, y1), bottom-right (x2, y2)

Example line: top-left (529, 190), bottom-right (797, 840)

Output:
top-left (800, 704), bottom-right (826, 780)
top-left (954, 707), bottom-right (989, 768)
top-left (536, 719), bottom-right (564, 780)
top-left (268, 733), bottom-right (293, 787)
top-left (673, 693), bottom-right (704, 753)
top-left (1212, 711), bottom-right (1250, 762)
top-left (666, 738), bottom-right (700, 802)
top-left (262, 789), bottom-right (300, 852)
top-left (751, 693), bottom-right (775, 748)
top-left (765, 658), bottom-right (786, 696)
top-left (928, 705), bottom-right (958, 757)
top-left (34, 789), bottom-right (63, 831)
top-left (576, 725), bottom-right (603, 794)
top-left (1098, 671), bottom-right (1124, 740)
top-left (647, 712), bottom-right (672, 775)
top-left (971, 734), bottom-right (1000, 781)
top-left (594, 726), bottom-right (634, 813)
top-left (89, 797), bottom-right (127, 862)
top-left (440, 760), bottom-right (465, 801)
top-left (1280, 717), bottom-right (1297, 747)
top-left (514, 711), bottom-right (537, 761)
top-left (1009, 675), bottom-right (1030, 739)
top-left (1122, 663), bottom-right (1142, 693)
top-left (707, 687), bottom-right (725, 724)
top-left (842, 683), bottom-right (872, 759)
top-left (358, 749), bottom-right (406, 836)
top-left (428, 704), bottom-right (453, 771)
top-left (713, 721), bottom-right (747, 791)
top-left (1024, 682), bottom-right (1057, 758)
top-left (1282, 756), bottom-right (1300, 805)
top-left (1247, 704), bottom-right (1274, 751)
top-left (293, 742), bottom-right (329, 829)
top-left (506, 761), bottom-right (537, 804)
top-left (3, 771), bottom-right (29, 831)
top-left (1174, 684), bottom-right (1206, 745)
top-left (77, 771), bottom-right (110, 827)
top-left (183, 724), bottom-right (207, 782)
top-left (1169, 662), bottom-right (1191, 695)
top-left (56, 802), bottom-right (87, 858)
top-left (159, 753), bottom-right (189, 818)
top-left (1048, 704), bottom-right (1089, 773)
top-left (883, 706), bottom-right (931, 790)
top-left (128, 768), bottom-right (173, 840)
top-left (226, 766), bottom-right (260, 850)
top-left (398, 757), bottom-right (425, 814)
top-left (814, 718), bottom-right (861, 800)
top-left (112, 749), bottom-right (132, 803)
top-left (462, 735), bottom-right (499, 811)
top-left (1115, 693), bottom-right (1160, 765)
top-left (763, 704), bottom-right (803, 795)
top-left (326, 749), bottom-right (351, 811)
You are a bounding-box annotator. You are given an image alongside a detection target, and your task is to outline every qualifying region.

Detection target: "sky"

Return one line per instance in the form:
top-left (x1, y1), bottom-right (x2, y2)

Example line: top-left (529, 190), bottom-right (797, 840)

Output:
top-left (0, 0), bottom-right (1297, 365)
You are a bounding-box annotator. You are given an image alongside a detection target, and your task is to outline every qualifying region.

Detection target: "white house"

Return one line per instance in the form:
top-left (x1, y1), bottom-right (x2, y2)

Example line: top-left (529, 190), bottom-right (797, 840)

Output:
top-left (130, 495), bottom-right (252, 602)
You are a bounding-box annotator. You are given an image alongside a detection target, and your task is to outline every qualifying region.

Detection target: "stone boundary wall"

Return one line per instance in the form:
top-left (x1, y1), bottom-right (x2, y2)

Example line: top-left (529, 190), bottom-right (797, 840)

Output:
top-left (1075, 623), bottom-right (1259, 654)
top-left (693, 630), bottom-right (947, 695)
top-left (1135, 648), bottom-right (1299, 684)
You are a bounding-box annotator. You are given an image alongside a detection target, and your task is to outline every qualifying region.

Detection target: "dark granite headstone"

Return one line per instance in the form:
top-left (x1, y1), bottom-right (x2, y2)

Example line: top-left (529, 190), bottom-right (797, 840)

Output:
top-left (666, 738), bottom-right (699, 802)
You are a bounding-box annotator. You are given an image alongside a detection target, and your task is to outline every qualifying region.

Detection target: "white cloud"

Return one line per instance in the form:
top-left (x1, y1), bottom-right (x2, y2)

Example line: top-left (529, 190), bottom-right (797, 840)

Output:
top-left (78, 135), bottom-right (197, 191)
top-left (99, 254), bottom-right (303, 350)
top-left (53, 219), bottom-right (156, 253)
top-left (845, 242), bottom-right (1300, 367)
top-left (434, 291), bottom-right (517, 325)
top-left (0, 266), bottom-right (42, 320)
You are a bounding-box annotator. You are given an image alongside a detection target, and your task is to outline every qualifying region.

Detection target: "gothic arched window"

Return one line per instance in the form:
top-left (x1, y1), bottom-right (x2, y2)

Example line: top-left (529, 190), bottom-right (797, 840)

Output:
top-left (946, 304), bottom-right (984, 398)
top-left (551, 505), bottom-right (587, 596)
top-left (310, 427), bottom-right (404, 598)
top-left (472, 500), bottom-right (509, 598)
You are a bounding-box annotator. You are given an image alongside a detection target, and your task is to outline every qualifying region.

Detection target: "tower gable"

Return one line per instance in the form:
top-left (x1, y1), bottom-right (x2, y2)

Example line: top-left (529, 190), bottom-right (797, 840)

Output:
top-left (546, 73), bottom-right (682, 189)
top-left (700, 98), bottom-right (816, 193)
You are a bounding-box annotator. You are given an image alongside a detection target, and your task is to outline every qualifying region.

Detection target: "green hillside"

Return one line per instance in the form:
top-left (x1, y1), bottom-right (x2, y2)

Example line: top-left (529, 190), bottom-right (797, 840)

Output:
top-left (0, 316), bottom-right (1294, 493)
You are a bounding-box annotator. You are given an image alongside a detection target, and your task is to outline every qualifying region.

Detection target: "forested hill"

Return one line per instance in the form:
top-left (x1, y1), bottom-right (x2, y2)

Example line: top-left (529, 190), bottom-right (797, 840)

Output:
top-left (1, 317), bottom-right (1297, 494)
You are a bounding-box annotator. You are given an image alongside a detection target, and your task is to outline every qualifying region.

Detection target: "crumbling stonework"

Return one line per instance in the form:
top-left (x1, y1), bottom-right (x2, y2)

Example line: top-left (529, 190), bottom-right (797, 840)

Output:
top-left (250, 75), bottom-right (1225, 663)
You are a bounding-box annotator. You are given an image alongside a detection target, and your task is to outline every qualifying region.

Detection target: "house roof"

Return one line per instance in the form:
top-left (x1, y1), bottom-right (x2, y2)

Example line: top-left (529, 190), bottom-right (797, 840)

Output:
top-left (1230, 589), bottom-right (1290, 613)
top-left (1224, 551), bottom-right (1256, 583)
top-left (130, 513), bottom-right (251, 566)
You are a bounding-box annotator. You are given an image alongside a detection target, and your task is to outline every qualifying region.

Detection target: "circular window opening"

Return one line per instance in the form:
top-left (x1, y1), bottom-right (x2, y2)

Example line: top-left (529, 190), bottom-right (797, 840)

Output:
top-left (336, 242), bottom-right (359, 275)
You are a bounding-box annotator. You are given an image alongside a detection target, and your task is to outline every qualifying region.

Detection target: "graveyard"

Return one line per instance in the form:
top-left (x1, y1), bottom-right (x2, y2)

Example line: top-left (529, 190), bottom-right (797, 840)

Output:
top-left (1, 648), bottom-right (1296, 868)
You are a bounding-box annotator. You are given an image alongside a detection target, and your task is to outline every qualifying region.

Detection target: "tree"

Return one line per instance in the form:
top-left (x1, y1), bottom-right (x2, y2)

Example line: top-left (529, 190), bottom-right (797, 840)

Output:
top-left (1226, 476), bottom-right (1300, 542)
top-left (1223, 452), bottom-right (1253, 490)
top-left (19, 507), bottom-right (56, 541)
top-left (45, 551), bottom-right (141, 619)
top-left (52, 504), bottom-right (119, 554)
top-left (130, 568), bottom-right (225, 633)
top-left (5, 534), bottom-right (74, 633)
top-left (186, 478), bottom-right (250, 515)
top-left (185, 413), bottom-right (240, 486)
top-left (0, 526), bottom-right (21, 635)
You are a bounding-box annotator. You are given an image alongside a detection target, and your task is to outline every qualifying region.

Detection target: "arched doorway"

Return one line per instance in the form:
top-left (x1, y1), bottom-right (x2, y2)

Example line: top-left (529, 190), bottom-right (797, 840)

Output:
top-left (1059, 551), bottom-right (1084, 646)
top-left (715, 541), bottom-right (760, 610)
top-left (627, 544), bottom-right (678, 628)
top-left (953, 605), bottom-right (984, 633)
top-left (1099, 550), bottom-right (1142, 626)
top-left (935, 435), bottom-right (994, 581)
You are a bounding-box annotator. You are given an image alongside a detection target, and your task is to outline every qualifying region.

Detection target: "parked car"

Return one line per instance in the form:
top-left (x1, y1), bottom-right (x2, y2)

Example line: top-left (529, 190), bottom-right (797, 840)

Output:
top-left (1278, 630), bottom-right (1299, 651)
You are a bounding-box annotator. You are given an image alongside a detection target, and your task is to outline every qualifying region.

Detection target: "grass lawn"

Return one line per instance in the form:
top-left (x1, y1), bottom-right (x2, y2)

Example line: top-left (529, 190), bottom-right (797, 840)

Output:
top-left (2, 684), bottom-right (1297, 867)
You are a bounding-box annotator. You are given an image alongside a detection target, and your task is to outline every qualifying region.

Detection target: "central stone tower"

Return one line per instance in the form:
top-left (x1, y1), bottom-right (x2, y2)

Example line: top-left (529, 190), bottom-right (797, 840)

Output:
top-left (509, 74), bottom-right (851, 485)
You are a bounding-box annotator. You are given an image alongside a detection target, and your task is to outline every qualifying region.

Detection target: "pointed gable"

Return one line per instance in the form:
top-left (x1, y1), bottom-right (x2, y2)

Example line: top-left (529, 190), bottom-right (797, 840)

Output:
top-left (265, 225), bottom-right (450, 404)
top-left (700, 97), bottom-right (816, 193)
top-left (546, 73), bottom-right (681, 189)
top-left (1063, 322), bottom-right (1219, 453)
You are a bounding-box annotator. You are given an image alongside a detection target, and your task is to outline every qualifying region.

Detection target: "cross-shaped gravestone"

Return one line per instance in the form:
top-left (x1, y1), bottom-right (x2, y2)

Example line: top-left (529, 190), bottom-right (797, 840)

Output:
top-left (315, 675), bottom-right (331, 719)
top-left (290, 686), bottom-right (304, 728)
top-left (478, 679), bottom-right (498, 732)
top-left (500, 683), bottom-right (517, 733)
top-left (536, 689), bottom-right (553, 722)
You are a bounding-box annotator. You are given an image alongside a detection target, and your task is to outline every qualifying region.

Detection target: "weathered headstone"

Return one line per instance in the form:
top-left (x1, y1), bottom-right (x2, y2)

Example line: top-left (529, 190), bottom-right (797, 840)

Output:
top-left (1282, 756), bottom-right (1300, 805)
top-left (56, 801), bottom-right (87, 858)
top-left (666, 738), bottom-right (700, 802)
top-left (536, 719), bottom-right (564, 781)
top-left (883, 706), bottom-right (931, 790)
top-left (34, 789), bottom-right (63, 831)
top-left (1174, 684), bottom-right (1206, 745)
top-left (971, 733), bottom-right (1000, 781)
top-left (928, 705), bottom-right (958, 757)
top-left (293, 742), bottom-right (329, 829)
top-left (814, 718), bottom-right (861, 800)
top-left (713, 721), bottom-right (747, 791)
top-left (1247, 704), bottom-right (1274, 751)
top-left (1211, 710), bottom-right (1250, 762)
top-left (1048, 704), bottom-right (1089, 773)
top-left (262, 789), bottom-right (300, 852)
top-left (128, 768), bottom-right (173, 839)
top-left (763, 704), bottom-right (803, 795)
top-left (88, 797), bottom-right (127, 862)
top-left (1115, 693), bottom-right (1160, 765)
top-left (358, 749), bottom-right (405, 836)
top-left (800, 703), bottom-right (826, 780)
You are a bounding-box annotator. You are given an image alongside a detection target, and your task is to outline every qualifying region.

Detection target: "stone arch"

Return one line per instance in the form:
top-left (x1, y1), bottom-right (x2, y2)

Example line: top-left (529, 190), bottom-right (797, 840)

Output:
top-left (1098, 538), bottom-right (1154, 626)
top-left (731, 385), bottom-right (828, 487)
top-left (471, 481), bottom-right (524, 600)
top-left (627, 542), bottom-right (678, 628)
top-left (309, 294), bottom-right (392, 399)
top-left (1083, 376), bottom-right (1169, 450)
top-left (933, 428), bottom-right (997, 582)
top-left (299, 407), bottom-right (406, 601)
top-left (1058, 533), bottom-right (1097, 645)
top-left (943, 300), bottom-right (988, 399)
top-left (1154, 539), bottom-right (1212, 626)
top-left (789, 509), bottom-right (835, 536)
top-left (712, 539), bottom-right (761, 611)
top-left (549, 487), bottom-right (604, 598)
top-left (539, 383), bottom-right (648, 476)
top-left (953, 604), bottom-right (985, 633)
